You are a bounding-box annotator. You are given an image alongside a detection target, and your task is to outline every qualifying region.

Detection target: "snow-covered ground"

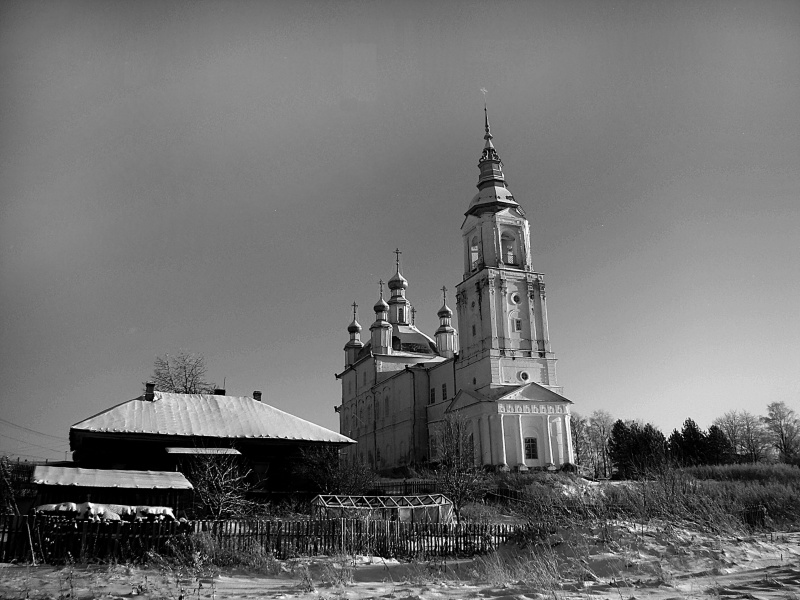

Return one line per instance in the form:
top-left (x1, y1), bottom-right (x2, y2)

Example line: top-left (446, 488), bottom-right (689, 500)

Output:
top-left (1, 524), bottom-right (798, 600)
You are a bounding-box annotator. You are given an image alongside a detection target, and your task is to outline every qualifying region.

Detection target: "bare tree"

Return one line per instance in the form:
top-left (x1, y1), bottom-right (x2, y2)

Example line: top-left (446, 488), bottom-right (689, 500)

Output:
top-left (570, 412), bottom-right (590, 468)
top-left (713, 410), bottom-right (744, 456)
top-left (763, 401), bottom-right (800, 461)
top-left (588, 410), bottom-right (614, 478)
top-left (183, 453), bottom-right (255, 519)
top-left (150, 352), bottom-right (216, 394)
top-left (430, 413), bottom-right (489, 523)
top-left (739, 410), bottom-right (771, 463)
top-left (294, 447), bottom-right (376, 495)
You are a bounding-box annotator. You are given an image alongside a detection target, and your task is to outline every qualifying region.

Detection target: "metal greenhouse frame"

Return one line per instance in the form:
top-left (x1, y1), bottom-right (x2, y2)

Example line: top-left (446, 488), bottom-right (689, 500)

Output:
top-left (311, 494), bottom-right (453, 523)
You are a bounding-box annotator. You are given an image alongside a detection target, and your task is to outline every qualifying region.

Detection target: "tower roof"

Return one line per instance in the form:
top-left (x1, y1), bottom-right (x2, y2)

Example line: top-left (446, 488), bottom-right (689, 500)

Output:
top-left (467, 107), bottom-right (521, 217)
top-left (477, 105), bottom-right (507, 189)
top-left (387, 248), bottom-right (408, 291)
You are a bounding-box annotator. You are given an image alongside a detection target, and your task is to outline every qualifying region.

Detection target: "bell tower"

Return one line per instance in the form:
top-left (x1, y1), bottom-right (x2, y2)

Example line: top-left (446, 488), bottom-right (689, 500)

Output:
top-left (455, 107), bottom-right (559, 393)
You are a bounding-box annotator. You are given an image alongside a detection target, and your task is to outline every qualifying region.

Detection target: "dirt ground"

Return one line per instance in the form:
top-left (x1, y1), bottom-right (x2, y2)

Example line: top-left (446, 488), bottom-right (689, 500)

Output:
top-left (1, 524), bottom-right (799, 600)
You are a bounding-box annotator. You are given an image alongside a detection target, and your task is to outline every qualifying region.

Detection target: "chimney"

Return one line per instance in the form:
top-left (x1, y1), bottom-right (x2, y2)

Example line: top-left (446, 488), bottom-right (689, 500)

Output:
top-left (145, 382), bottom-right (155, 402)
top-left (214, 388), bottom-right (226, 396)
top-left (253, 390), bottom-right (262, 402)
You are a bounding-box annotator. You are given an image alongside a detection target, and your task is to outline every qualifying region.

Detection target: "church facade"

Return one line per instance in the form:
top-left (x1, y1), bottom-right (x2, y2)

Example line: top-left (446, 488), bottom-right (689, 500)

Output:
top-left (336, 111), bottom-right (574, 471)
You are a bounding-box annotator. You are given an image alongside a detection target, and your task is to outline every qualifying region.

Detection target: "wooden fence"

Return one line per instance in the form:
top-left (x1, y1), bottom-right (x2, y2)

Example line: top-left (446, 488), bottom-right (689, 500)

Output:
top-left (0, 515), bottom-right (517, 564)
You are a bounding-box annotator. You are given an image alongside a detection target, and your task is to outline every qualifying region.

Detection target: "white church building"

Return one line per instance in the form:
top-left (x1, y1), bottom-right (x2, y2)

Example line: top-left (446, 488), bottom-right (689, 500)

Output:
top-left (336, 110), bottom-right (575, 471)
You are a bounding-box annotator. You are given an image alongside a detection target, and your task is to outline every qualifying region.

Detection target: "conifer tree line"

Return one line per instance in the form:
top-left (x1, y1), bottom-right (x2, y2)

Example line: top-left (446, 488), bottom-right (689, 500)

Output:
top-left (570, 401), bottom-right (799, 478)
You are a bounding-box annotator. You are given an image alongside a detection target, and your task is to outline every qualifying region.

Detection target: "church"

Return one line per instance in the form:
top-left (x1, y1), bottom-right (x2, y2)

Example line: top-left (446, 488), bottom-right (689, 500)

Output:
top-left (336, 110), bottom-right (575, 471)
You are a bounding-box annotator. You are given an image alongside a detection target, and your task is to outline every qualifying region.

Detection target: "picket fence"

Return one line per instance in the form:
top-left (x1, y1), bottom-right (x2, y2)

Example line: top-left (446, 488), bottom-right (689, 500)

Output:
top-left (0, 515), bottom-right (518, 564)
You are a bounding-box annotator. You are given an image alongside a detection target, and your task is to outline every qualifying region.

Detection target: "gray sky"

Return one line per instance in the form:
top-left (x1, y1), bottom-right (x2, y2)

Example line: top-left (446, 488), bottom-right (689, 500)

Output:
top-left (2, 0), bottom-right (799, 461)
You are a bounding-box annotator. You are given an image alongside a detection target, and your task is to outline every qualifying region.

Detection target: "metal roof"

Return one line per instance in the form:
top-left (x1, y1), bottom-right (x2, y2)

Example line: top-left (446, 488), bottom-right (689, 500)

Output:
top-left (33, 466), bottom-right (193, 490)
top-left (71, 392), bottom-right (354, 444)
top-left (164, 447), bottom-right (241, 455)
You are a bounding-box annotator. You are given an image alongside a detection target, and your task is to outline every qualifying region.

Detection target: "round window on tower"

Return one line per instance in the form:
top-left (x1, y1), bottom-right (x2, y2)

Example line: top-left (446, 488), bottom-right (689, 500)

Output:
top-left (510, 293), bottom-right (522, 305)
top-left (519, 371), bottom-right (530, 382)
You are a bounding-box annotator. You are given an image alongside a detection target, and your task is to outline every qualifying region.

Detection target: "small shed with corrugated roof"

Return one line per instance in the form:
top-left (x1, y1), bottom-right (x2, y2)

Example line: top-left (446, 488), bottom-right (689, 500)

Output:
top-left (33, 466), bottom-right (193, 508)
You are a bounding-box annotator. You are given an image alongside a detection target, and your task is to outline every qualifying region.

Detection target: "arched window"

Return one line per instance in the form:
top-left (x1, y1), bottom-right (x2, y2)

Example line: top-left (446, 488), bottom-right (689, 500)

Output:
top-left (501, 232), bottom-right (518, 266)
top-left (470, 236), bottom-right (481, 270)
top-left (398, 307), bottom-right (404, 322)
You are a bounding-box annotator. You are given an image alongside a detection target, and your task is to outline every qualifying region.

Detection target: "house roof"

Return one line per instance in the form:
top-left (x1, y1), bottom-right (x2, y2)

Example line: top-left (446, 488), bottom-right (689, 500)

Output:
top-left (33, 466), bottom-right (193, 490)
top-left (71, 392), bottom-right (354, 445)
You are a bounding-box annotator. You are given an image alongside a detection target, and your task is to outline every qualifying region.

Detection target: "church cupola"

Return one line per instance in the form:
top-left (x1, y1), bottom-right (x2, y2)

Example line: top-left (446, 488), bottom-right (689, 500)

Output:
top-left (343, 301), bottom-right (364, 366)
top-left (387, 248), bottom-right (411, 325)
top-left (477, 105), bottom-right (507, 190)
top-left (435, 286), bottom-right (457, 358)
top-left (465, 105), bottom-right (521, 220)
top-left (370, 280), bottom-right (393, 354)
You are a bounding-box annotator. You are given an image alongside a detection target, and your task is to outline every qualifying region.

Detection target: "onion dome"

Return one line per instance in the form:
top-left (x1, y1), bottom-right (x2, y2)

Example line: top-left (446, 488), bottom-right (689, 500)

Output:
top-left (437, 302), bottom-right (453, 319)
top-left (388, 268), bottom-right (408, 291)
top-left (373, 279), bottom-right (389, 314)
top-left (347, 318), bottom-right (362, 334)
top-left (388, 248), bottom-right (409, 290)
top-left (435, 285), bottom-right (457, 358)
top-left (373, 297), bottom-right (389, 313)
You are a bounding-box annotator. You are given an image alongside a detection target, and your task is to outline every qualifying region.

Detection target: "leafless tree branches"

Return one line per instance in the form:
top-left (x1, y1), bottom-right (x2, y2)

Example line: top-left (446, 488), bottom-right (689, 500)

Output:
top-left (149, 352), bottom-right (216, 394)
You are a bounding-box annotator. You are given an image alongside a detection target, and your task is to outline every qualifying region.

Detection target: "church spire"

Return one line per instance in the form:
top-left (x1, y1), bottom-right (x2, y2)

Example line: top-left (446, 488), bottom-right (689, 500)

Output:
top-left (387, 248), bottom-right (411, 325)
top-left (343, 301), bottom-right (364, 366)
top-left (435, 285), bottom-right (457, 358)
top-left (477, 102), bottom-right (507, 190)
top-left (370, 280), bottom-right (392, 354)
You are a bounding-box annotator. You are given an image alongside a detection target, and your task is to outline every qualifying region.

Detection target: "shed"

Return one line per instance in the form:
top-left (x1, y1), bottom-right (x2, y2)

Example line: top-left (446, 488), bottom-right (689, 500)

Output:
top-left (311, 494), bottom-right (453, 523)
top-left (33, 466), bottom-right (193, 511)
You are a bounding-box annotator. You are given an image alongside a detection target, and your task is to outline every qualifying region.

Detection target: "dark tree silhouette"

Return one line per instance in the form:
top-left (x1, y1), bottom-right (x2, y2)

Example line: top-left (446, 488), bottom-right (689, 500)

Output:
top-left (608, 420), bottom-right (667, 479)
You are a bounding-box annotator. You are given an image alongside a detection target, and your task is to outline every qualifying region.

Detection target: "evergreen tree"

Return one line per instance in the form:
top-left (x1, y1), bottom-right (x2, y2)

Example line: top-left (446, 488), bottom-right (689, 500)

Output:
top-left (672, 418), bottom-right (707, 465)
top-left (609, 419), bottom-right (667, 478)
top-left (705, 424), bottom-right (734, 465)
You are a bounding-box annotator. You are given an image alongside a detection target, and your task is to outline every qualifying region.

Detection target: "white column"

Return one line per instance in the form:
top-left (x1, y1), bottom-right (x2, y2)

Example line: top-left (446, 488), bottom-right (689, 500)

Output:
top-left (480, 415), bottom-right (492, 465)
top-left (555, 418), bottom-right (564, 465)
top-left (564, 414), bottom-right (574, 464)
top-left (471, 419), bottom-right (481, 466)
top-left (544, 414), bottom-right (553, 464)
top-left (497, 414), bottom-right (507, 467)
top-left (517, 415), bottom-right (528, 470)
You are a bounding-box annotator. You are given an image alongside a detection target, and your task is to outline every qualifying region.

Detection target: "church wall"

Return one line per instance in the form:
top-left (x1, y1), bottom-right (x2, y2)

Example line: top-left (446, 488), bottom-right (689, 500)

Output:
top-left (339, 115), bottom-right (578, 471)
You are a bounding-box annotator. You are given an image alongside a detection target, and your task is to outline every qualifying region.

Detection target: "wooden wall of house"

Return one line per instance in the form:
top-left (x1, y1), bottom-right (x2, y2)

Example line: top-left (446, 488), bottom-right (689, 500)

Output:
top-left (71, 435), bottom-right (345, 493)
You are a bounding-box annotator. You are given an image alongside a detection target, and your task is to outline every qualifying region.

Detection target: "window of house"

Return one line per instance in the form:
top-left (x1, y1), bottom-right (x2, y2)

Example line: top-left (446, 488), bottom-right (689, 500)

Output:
top-left (441, 383), bottom-right (447, 400)
top-left (472, 324), bottom-right (476, 336)
top-left (524, 437), bottom-right (538, 460)
top-left (429, 388), bottom-right (435, 404)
